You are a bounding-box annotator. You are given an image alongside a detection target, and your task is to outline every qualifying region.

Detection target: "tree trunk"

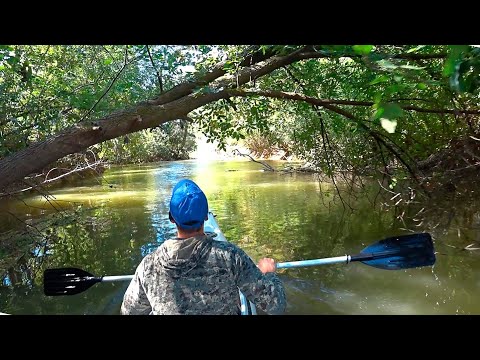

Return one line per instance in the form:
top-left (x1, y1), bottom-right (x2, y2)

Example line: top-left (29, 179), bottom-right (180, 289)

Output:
top-left (0, 47), bottom-right (449, 191)
top-left (0, 47), bottom-right (323, 191)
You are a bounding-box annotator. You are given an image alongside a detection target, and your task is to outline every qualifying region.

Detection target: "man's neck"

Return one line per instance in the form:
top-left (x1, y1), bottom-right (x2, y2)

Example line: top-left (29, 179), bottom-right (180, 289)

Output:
top-left (176, 226), bottom-right (205, 239)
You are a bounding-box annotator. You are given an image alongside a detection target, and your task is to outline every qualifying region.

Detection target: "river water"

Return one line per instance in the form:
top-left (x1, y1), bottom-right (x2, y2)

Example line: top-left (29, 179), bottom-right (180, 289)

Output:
top-left (1, 159), bottom-right (479, 315)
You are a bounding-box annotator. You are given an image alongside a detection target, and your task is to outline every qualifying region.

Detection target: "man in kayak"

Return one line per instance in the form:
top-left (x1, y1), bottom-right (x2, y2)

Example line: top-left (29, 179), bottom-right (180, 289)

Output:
top-left (120, 179), bottom-right (286, 315)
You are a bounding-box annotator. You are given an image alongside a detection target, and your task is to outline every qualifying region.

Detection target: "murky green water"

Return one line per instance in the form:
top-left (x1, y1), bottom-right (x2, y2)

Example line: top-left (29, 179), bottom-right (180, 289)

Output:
top-left (1, 159), bottom-right (479, 315)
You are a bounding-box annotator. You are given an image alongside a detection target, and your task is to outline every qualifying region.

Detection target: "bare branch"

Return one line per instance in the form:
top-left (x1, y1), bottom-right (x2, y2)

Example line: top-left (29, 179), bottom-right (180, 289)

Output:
top-left (282, 65), bottom-right (353, 210)
top-left (232, 149), bottom-right (275, 171)
top-left (0, 161), bottom-right (106, 197)
top-left (146, 45), bottom-right (163, 93)
top-left (79, 46), bottom-right (150, 124)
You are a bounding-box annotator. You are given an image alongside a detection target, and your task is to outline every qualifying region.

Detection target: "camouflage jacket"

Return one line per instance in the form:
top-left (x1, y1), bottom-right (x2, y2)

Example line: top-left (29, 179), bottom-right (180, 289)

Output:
top-left (120, 234), bottom-right (286, 315)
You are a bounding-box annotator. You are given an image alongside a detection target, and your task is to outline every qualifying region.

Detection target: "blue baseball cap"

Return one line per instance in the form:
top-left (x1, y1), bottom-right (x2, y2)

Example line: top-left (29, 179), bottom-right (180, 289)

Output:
top-left (169, 179), bottom-right (208, 230)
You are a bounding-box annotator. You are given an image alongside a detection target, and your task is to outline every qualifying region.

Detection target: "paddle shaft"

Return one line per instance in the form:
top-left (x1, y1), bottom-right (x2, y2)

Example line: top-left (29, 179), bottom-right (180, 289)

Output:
top-left (101, 275), bottom-right (133, 282)
top-left (96, 250), bottom-right (404, 279)
top-left (97, 257), bottom-right (352, 280)
top-left (276, 249), bottom-right (406, 269)
top-left (277, 255), bottom-right (350, 269)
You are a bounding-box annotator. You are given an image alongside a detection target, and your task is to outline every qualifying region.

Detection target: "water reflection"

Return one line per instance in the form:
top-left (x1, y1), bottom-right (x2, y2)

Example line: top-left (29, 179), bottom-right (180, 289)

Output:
top-left (1, 159), bottom-right (480, 314)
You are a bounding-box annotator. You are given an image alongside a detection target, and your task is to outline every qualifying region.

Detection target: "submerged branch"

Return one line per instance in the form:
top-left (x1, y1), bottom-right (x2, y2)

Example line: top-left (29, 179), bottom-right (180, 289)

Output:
top-left (232, 149), bottom-right (275, 171)
top-left (0, 161), bottom-right (107, 198)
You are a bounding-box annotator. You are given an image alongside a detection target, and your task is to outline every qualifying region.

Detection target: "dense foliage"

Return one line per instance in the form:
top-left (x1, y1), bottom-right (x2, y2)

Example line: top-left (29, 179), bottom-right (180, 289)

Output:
top-left (1, 45), bottom-right (479, 192)
top-left (0, 45), bottom-right (198, 163)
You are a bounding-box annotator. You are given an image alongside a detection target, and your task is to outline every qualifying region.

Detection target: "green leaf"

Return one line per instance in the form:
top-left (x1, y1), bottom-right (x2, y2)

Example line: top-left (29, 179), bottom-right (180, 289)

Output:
top-left (443, 45), bottom-right (469, 76)
top-left (389, 177), bottom-right (398, 189)
top-left (449, 62), bottom-right (463, 92)
top-left (223, 61), bottom-right (235, 71)
top-left (386, 84), bottom-right (402, 95)
top-left (369, 75), bottom-right (389, 85)
top-left (375, 103), bottom-right (404, 120)
top-left (103, 58), bottom-right (113, 65)
top-left (373, 92), bottom-right (383, 105)
top-left (352, 45), bottom-right (374, 55)
top-left (382, 103), bottom-right (404, 119)
top-left (417, 82), bottom-right (427, 90)
top-left (399, 64), bottom-right (425, 70)
top-left (406, 45), bottom-right (426, 53)
top-left (386, 84), bottom-right (407, 96)
top-left (374, 107), bottom-right (385, 119)
top-left (377, 59), bottom-right (398, 70)
top-left (367, 52), bottom-right (384, 62)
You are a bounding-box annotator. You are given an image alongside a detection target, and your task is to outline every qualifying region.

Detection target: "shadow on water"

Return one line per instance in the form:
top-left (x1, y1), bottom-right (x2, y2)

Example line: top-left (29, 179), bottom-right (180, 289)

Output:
top-left (1, 159), bottom-right (480, 314)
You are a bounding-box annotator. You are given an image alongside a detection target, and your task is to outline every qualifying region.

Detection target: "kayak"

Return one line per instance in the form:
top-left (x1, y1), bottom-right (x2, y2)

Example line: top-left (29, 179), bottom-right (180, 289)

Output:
top-left (204, 211), bottom-right (257, 315)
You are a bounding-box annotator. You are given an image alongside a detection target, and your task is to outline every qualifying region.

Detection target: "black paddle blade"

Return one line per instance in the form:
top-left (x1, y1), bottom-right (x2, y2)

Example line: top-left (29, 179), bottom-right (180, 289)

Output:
top-left (351, 233), bottom-right (435, 270)
top-left (44, 268), bottom-right (101, 296)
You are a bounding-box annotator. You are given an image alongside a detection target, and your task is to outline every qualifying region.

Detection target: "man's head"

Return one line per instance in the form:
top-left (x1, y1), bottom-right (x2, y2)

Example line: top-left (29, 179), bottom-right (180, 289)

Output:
top-left (169, 179), bottom-right (208, 231)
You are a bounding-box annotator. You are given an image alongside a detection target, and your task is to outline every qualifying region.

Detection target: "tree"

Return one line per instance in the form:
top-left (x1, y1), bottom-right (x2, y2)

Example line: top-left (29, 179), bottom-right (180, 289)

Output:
top-left (1, 45), bottom-right (479, 194)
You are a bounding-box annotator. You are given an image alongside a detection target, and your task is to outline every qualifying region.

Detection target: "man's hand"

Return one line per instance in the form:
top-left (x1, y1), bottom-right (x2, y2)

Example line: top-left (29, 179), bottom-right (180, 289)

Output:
top-left (257, 258), bottom-right (276, 274)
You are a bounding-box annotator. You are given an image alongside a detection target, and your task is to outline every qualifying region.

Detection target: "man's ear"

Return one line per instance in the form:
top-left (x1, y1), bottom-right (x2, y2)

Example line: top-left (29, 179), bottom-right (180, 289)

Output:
top-left (169, 212), bottom-right (175, 223)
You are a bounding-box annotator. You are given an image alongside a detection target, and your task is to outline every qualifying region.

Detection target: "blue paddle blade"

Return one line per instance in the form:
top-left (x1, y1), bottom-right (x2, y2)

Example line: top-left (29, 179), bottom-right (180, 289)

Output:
top-left (350, 233), bottom-right (435, 270)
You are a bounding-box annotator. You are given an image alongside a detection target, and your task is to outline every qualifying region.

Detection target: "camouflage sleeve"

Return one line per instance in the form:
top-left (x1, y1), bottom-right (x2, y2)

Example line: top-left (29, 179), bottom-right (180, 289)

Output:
top-left (233, 247), bottom-right (287, 315)
top-left (120, 259), bottom-right (152, 315)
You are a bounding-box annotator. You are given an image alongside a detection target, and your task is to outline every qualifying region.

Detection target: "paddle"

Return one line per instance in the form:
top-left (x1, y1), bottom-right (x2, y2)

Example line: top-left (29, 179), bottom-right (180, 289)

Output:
top-left (43, 232), bottom-right (435, 296)
top-left (276, 232), bottom-right (435, 270)
top-left (44, 268), bottom-right (133, 296)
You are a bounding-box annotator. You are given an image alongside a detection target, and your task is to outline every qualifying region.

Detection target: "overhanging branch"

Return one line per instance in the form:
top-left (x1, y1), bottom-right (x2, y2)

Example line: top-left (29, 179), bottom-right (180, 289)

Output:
top-left (0, 46), bottom-right (456, 192)
top-left (227, 90), bottom-right (480, 115)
